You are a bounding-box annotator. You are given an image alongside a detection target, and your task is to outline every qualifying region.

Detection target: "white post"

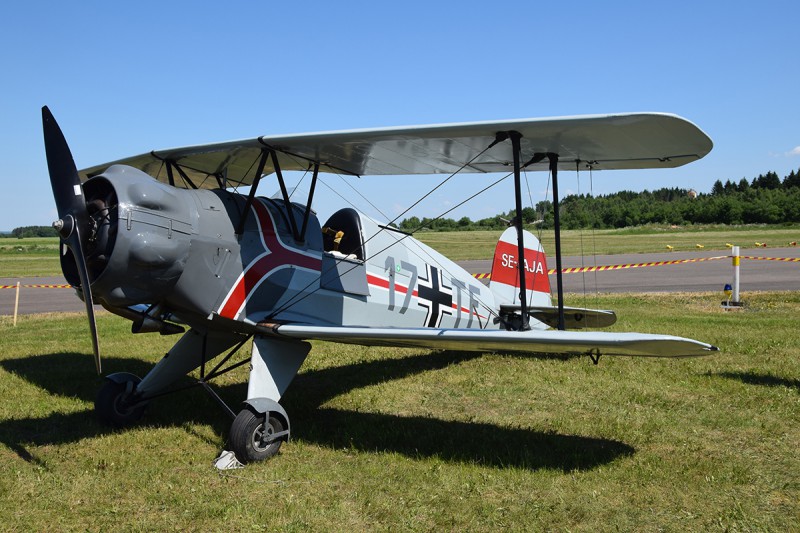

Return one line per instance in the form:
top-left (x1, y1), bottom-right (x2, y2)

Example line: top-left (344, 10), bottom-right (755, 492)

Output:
top-left (13, 281), bottom-right (20, 326)
top-left (732, 246), bottom-right (740, 304)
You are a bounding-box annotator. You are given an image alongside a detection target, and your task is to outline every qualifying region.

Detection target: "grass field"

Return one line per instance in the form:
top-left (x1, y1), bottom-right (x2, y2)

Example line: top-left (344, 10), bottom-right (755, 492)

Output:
top-left (0, 237), bottom-right (60, 277)
top-left (2, 225), bottom-right (799, 278)
top-left (1, 292), bottom-right (798, 530)
top-left (417, 224), bottom-right (800, 261)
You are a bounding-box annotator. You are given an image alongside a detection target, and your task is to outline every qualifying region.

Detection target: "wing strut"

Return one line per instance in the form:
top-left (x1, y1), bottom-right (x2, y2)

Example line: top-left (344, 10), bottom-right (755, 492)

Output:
top-left (548, 153), bottom-right (566, 331)
top-left (170, 161), bottom-right (199, 190)
top-left (235, 150), bottom-right (319, 242)
top-left (236, 149), bottom-right (270, 235)
top-left (299, 162), bottom-right (320, 238)
top-left (505, 134), bottom-right (566, 332)
top-left (165, 160), bottom-right (176, 187)
top-left (271, 149), bottom-right (302, 242)
top-left (509, 131), bottom-right (531, 331)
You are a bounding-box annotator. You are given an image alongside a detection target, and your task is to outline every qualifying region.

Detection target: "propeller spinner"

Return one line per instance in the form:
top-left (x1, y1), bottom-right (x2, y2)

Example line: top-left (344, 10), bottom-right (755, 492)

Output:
top-left (42, 106), bottom-right (102, 374)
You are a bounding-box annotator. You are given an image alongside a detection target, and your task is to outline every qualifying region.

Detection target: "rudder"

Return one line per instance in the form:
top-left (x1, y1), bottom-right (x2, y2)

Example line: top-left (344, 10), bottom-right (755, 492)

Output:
top-left (488, 227), bottom-right (551, 307)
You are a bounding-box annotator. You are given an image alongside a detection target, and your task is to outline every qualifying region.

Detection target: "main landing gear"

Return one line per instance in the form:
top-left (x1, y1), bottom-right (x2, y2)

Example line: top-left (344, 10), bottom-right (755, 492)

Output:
top-left (229, 406), bottom-right (287, 463)
top-left (93, 372), bottom-right (292, 465)
top-left (92, 333), bottom-right (303, 465)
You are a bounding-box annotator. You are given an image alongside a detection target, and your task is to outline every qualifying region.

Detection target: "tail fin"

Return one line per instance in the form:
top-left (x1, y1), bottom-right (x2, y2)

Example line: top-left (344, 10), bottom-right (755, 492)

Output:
top-left (488, 227), bottom-right (551, 307)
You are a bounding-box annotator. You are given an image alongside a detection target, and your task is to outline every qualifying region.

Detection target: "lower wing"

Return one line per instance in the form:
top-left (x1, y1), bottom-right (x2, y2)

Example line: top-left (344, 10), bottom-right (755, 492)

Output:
top-left (260, 324), bottom-right (717, 358)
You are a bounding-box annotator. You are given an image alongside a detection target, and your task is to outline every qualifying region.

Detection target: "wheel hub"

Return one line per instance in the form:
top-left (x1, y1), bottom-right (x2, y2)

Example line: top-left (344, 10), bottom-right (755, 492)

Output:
top-left (253, 418), bottom-right (274, 451)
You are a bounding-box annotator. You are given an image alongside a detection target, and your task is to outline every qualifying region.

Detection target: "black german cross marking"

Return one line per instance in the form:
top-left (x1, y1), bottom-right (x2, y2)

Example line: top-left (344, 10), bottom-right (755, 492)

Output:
top-left (417, 265), bottom-right (453, 328)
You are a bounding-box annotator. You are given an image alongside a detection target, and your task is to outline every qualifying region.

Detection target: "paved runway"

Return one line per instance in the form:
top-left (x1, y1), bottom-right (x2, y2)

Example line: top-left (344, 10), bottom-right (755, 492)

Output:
top-left (2, 248), bottom-right (798, 315)
top-left (0, 276), bottom-right (100, 315)
top-left (460, 247), bottom-right (800, 294)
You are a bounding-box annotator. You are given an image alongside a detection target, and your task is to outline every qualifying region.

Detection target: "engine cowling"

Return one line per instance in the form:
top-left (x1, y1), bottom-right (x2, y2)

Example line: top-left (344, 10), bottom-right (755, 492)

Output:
top-left (81, 165), bottom-right (195, 308)
top-left (74, 163), bottom-right (325, 328)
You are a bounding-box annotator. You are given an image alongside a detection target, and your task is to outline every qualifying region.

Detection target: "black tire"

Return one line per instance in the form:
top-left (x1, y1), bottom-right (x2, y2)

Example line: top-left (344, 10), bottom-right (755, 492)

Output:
top-left (95, 378), bottom-right (146, 427)
top-left (230, 407), bottom-right (284, 463)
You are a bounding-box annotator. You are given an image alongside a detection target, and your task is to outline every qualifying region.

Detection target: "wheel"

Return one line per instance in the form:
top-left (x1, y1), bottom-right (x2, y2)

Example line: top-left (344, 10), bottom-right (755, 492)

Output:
top-left (95, 377), bottom-right (147, 427)
top-left (229, 407), bottom-right (285, 463)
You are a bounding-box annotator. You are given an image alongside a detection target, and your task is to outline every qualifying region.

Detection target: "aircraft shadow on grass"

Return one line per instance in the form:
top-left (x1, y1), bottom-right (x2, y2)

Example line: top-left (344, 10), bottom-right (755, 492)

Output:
top-left (1, 350), bottom-right (634, 471)
top-left (715, 371), bottom-right (800, 391)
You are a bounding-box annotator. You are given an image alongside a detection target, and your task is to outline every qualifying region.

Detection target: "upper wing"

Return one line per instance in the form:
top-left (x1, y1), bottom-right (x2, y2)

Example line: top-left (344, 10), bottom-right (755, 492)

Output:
top-left (79, 113), bottom-right (713, 189)
top-left (261, 324), bottom-right (718, 358)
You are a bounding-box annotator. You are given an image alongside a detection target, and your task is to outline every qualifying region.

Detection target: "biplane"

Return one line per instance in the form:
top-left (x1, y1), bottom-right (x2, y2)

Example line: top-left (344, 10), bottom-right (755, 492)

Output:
top-left (43, 107), bottom-right (716, 463)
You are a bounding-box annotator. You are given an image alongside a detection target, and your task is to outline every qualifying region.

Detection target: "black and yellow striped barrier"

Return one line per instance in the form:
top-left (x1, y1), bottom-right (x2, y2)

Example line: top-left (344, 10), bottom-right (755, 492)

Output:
top-left (1, 284), bottom-right (72, 289)
top-left (1, 254), bottom-right (797, 287)
top-left (740, 256), bottom-right (800, 263)
top-left (471, 255), bottom-right (798, 280)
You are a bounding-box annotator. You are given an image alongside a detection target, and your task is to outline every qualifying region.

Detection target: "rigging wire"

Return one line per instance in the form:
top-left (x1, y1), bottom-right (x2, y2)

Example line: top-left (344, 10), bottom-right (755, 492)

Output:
top-left (407, 172), bottom-right (512, 234)
top-left (524, 166), bottom-right (535, 215)
top-left (266, 169), bottom-right (514, 323)
top-left (287, 167), bottom-right (311, 200)
top-left (143, 146), bottom-right (506, 324)
top-left (535, 169), bottom-right (551, 242)
top-left (301, 171), bottom-right (355, 211)
top-left (521, 166), bottom-right (548, 305)
top-left (589, 165), bottom-right (600, 315)
top-left (534, 168), bottom-right (551, 301)
top-left (271, 148), bottom-right (393, 223)
top-left (575, 162), bottom-right (588, 312)
top-left (381, 139), bottom-right (505, 230)
top-left (334, 173), bottom-right (393, 222)
top-left (265, 138), bottom-right (508, 318)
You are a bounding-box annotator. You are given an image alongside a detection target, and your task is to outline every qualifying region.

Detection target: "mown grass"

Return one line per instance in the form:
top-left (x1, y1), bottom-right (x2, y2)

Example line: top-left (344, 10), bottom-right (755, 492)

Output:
top-left (0, 238), bottom-right (61, 277)
top-left (0, 237), bottom-right (59, 251)
top-left (417, 224), bottom-right (800, 260)
top-left (1, 292), bottom-right (798, 531)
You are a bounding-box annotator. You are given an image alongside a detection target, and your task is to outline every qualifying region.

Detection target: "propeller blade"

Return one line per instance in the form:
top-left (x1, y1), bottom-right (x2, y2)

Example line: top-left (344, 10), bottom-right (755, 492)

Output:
top-left (69, 227), bottom-right (102, 374)
top-left (42, 106), bottom-right (101, 374)
top-left (42, 106), bottom-right (86, 223)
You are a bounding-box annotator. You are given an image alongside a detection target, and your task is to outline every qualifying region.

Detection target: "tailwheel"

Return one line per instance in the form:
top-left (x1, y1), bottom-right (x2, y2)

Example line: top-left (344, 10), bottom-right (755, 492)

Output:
top-left (229, 406), bottom-right (286, 463)
top-left (95, 374), bottom-right (147, 427)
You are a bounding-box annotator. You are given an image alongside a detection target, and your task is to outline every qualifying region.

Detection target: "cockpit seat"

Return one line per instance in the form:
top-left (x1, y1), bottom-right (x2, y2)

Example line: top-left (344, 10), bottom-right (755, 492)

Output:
top-left (322, 208), bottom-right (365, 260)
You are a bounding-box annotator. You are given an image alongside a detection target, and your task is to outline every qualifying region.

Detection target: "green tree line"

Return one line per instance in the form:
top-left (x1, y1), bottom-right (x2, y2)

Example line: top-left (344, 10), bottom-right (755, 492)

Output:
top-left (8, 168), bottom-right (800, 236)
top-left (4, 226), bottom-right (59, 238)
top-left (399, 168), bottom-right (800, 231)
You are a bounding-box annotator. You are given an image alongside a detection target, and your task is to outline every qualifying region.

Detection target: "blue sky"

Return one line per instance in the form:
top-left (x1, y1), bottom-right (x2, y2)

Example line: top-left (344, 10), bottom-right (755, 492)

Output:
top-left (1, 1), bottom-right (798, 230)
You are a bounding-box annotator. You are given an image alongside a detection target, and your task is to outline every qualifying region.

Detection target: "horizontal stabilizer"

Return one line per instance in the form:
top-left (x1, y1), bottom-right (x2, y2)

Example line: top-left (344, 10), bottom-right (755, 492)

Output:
top-left (263, 324), bottom-right (718, 358)
top-left (500, 304), bottom-right (617, 329)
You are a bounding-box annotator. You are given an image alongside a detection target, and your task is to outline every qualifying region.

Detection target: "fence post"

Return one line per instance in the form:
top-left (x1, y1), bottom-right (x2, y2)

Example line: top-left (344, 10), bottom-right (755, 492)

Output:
top-left (13, 281), bottom-right (20, 326)
top-left (732, 246), bottom-right (740, 305)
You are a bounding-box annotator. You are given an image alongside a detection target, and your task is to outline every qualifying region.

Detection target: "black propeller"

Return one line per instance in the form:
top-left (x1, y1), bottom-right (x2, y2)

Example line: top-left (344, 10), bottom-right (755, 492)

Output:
top-left (42, 106), bottom-right (101, 374)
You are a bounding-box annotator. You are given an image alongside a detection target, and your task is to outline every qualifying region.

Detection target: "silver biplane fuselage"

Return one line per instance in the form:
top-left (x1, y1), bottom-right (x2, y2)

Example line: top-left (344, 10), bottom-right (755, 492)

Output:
top-left (85, 165), bottom-right (507, 335)
top-left (43, 108), bottom-right (717, 463)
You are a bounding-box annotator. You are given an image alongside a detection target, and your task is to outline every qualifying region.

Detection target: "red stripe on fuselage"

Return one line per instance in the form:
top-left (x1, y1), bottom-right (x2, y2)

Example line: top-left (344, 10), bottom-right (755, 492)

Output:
top-left (366, 273), bottom-right (484, 319)
top-left (218, 199), bottom-right (322, 320)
